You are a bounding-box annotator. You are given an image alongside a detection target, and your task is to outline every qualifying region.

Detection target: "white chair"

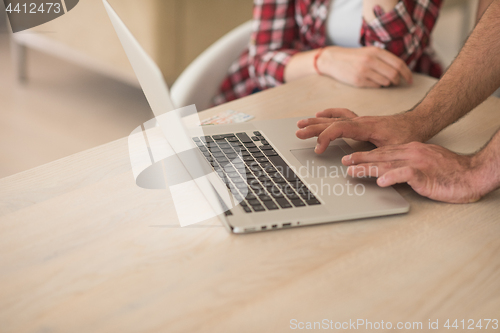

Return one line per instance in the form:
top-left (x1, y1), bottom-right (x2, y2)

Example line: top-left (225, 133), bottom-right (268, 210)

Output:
top-left (170, 21), bottom-right (252, 111)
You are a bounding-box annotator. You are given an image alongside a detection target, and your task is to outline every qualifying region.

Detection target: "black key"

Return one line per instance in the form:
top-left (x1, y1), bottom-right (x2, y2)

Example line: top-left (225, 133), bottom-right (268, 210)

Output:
top-left (218, 143), bottom-right (231, 149)
top-left (274, 177), bottom-right (287, 183)
top-left (264, 201), bottom-right (279, 210)
top-left (258, 175), bottom-right (271, 182)
top-left (222, 166), bottom-right (235, 173)
top-left (257, 136), bottom-right (265, 140)
top-left (264, 150), bottom-right (278, 156)
top-left (196, 141), bottom-right (205, 147)
top-left (243, 206), bottom-right (252, 213)
top-left (259, 145), bottom-right (273, 150)
top-left (239, 200), bottom-right (248, 206)
top-left (243, 156), bottom-right (255, 162)
top-left (210, 161), bottom-right (219, 168)
top-left (205, 156), bottom-right (214, 162)
top-left (271, 192), bottom-right (284, 199)
top-left (248, 199), bottom-right (261, 206)
top-left (235, 183), bottom-right (248, 190)
top-left (248, 147), bottom-right (260, 153)
top-left (199, 146), bottom-right (208, 152)
top-left (227, 137), bottom-right (239, 142)
top-left (264, 166), bottom-right (276, 173)
top-left (251, 136), bottom-right (260, 141)
top-left (232, 157), bottom-right (244, 166)
top-left (276, 198), bottom-right (292, 209)
top-left (222, 134), bottom-right (235, 138)
top-left (230, 141), bottom-right (243, 147)
top-left (253, 131), bottom-right (261, 136)
top-left (306, 199), bottom-right (321, 205)
top-left (212, 135), bottom-right (226, 140)
top-left (268, 155), bottom-right (298, 181)
top-left (291, 199), bottom-right (306, 207)
top-left (232, 178), bottom-right (244, 184)
top-left (226, 153), bottom-right (237, 160)
top-left (245, 192), bottom-right (257, 200)
top-left (252, 205), bottom-right (266, 212)
top-left (252, 153), bottom-right (265, 158)
top-left (222, 148), bottom-right (235, 154)
top-left (261, 140), bottom-right (269, 145)
top-left (227, 172), bottom-right (240, 179)
top-left (192, 137), bottom-right (201, 142)
top-left (203, 152), bottom-right (211, 157)
top-left (256, 157), bottom-right (269, 163)
top-left (236, 132), bottom-right (253, 143)
top-left (244, 143), bottom-right (257, 148)
top-left (213, 152), bottom-right (225, 157)
top-left (285, 193), bottom-right (300, 200)
top-left (203, 136), bottom-right (214, 143)
top-left (259, 195), bottom-right (273, 201)
top-left (242, 151), bottom-right (251, 157)
top-left (216, 157), bottom-right (229, 163)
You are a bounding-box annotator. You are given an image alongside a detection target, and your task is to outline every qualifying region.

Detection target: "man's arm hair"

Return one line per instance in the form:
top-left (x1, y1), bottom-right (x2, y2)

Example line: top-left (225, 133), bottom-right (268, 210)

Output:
top-left (407, 0), bottom-right (500, 141)
top-left (476, 0), bottom-right (495, 23)
top-left (473, 128), bottom-right (500, 197)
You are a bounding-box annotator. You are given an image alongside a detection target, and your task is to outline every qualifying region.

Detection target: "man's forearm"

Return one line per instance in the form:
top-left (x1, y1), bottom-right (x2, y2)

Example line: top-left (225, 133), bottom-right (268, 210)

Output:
top-left (407, 0), bottom-right (500, 141)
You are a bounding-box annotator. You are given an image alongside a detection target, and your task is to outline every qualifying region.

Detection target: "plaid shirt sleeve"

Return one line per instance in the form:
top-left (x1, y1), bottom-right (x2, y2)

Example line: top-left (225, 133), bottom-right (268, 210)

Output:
top-left (360, 0), bottom-right (443, 78)
top-left (213, 0), bottom-right (301, 106)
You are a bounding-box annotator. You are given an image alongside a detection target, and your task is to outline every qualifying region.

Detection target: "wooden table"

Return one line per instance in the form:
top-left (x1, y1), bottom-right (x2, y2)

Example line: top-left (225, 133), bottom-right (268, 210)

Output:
top-left (1, 75), bottom-right (499, 333)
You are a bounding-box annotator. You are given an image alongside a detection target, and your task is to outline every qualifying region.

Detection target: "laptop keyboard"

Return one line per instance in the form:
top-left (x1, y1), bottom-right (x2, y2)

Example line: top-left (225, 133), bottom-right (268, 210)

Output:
top-left (192, 131), bottom-right (321, 213)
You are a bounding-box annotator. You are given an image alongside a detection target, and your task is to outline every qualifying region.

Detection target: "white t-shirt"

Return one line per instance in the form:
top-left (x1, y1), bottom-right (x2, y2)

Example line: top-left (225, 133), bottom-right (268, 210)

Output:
top-left (326, 0), bottom-right (364, 48)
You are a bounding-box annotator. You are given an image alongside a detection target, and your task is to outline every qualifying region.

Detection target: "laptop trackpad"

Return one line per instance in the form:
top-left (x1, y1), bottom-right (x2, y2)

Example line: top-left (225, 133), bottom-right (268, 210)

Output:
top-left (290, 145), bottom-right (348, 178)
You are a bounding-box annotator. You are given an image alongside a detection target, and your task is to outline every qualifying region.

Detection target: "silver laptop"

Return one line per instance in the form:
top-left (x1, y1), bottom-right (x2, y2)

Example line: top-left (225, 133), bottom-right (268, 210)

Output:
top-left (103, 0), bottom-right (409, 233)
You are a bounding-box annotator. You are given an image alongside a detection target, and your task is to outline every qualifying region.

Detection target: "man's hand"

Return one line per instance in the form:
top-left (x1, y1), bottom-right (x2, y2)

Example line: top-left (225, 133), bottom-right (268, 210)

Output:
top-left (296, 108), bottom-right (428, 153)
top-left (342, 142), bottom-right (490, 203)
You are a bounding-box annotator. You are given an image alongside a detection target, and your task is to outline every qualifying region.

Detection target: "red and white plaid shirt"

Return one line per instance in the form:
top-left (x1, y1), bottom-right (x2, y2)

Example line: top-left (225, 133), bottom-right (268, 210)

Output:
top-left (213, 0), bottom-right (443, 106)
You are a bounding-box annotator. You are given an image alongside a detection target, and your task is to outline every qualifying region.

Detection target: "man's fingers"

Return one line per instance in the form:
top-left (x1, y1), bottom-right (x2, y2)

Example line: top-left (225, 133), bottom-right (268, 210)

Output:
top-left (375, 49), bottom-right (413, 84)
top-left (315, 121), bottom-right (370, 154)
top-left (296, 123), bottom-right (331, 139)
top-left (315, 108), bottom-right (358, 119)
top-left (377, 166), bottom-right (425, 188)
top-left (297, 117), bottom-right (335, 129)
top-left (342, 146), bottom-right (411, 165)
top-left (346, 161), bottom-right (407, 178)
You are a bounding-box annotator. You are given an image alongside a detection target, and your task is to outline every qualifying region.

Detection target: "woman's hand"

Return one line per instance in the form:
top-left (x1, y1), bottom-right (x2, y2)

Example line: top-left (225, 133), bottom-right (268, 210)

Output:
top-left (317, 46), bottom-right (413, 88)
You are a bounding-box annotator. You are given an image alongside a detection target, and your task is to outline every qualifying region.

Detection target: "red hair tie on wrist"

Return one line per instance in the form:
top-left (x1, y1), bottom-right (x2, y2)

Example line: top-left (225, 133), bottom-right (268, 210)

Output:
top-left (314, 47), bottom-right (325, 75)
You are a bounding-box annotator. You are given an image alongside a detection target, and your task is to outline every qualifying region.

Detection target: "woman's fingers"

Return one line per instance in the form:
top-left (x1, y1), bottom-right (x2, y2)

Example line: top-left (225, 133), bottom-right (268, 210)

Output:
top-left (371, 58), bottom-right (401, 85)
top-left (315, 108), bottom-right (359, 119)
top-left (375, 49), bottom-right (413, 84)
top-left (366, 69), bottom-right (392, 87)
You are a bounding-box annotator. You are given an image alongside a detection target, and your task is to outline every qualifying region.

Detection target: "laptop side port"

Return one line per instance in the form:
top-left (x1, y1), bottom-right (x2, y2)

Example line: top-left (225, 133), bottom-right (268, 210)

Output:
top-left (283, 223), bottom-right (292, 227)
top-left (272, 224), bottom-right (278, 229)
top-left (261, 226), bottom-right (267, 230)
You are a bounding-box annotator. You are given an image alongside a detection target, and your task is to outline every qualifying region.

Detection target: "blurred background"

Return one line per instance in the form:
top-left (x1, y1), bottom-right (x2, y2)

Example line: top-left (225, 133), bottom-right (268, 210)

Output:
top-left (0, 0), bottom-right (483, 178)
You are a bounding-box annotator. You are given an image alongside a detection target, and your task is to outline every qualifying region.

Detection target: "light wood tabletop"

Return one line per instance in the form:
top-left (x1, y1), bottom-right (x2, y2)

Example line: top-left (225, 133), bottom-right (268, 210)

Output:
top-left (1, 74), bottom-right (499, 333)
